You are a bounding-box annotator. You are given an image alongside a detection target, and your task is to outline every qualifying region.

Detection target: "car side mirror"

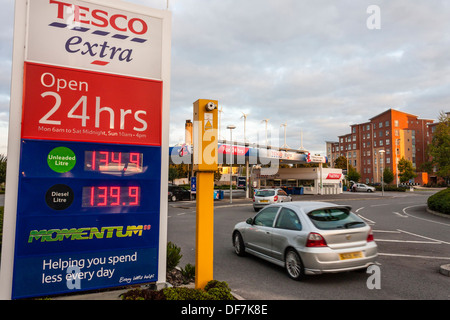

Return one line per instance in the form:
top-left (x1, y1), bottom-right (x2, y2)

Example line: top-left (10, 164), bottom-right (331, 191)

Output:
top-left (246, 218), bottom-right (254, 225)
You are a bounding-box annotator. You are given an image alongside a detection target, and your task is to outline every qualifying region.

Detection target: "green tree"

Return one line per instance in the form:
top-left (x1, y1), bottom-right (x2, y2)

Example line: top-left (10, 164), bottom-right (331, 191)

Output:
top-left (397, 157), bottom-right (417, 183)
top-left (0, 154), bottom-right (6, 185)
top-left (334, 156), bottom-right (348, 170)
top-left (383, 167), bottom-right (394, 185)
top-left (347, 166), bottom-right (361, 183)
top-left (427, 111), bottom-right (450, 185)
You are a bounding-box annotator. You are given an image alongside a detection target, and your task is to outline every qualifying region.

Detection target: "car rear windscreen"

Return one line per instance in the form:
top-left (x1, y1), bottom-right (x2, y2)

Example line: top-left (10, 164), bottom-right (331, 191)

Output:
top-left (307, 208), bottom-right (366, 230)
top-left (255, 190), bottom-right (275, 197)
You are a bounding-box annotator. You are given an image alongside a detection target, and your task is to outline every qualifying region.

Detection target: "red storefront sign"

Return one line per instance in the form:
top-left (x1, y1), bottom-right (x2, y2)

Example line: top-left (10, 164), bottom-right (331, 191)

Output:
top-left (326, 173), bottom-right (342, 179)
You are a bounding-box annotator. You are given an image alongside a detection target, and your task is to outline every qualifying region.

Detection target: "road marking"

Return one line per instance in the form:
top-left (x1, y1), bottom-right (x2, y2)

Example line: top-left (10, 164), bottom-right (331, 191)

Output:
top-left (397, 229), bottom-right (450, 245)
top-left (373, 230), bottom-right (401, 233)
top-left (402, 204), bottom-right (450, 227)
top-left (375, 239), bottom-right (441, 244)
top-left (371, 204), bottom-right (389, 207)
top-left (378, 253), bottom-right (450, 260)
top-left (357, 214), bottom-right (376, 225)
top-left (393, 211), bottom-right (408, 218)
top-left (355, 207), bottom-right (364, 212)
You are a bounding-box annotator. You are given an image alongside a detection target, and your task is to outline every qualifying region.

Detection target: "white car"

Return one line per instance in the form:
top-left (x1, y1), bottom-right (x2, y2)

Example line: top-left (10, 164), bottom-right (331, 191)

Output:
top-left (233, 201), bottom-right (378, 280)
top-left (253, 188), bottom-right (292, 211)
top-left (353, 183), bottom-right (376, 192)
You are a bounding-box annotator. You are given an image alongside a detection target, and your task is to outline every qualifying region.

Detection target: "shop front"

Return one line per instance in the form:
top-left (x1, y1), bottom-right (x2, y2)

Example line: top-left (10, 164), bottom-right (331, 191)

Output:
top-left (254, 167), bottom-right (343, 195)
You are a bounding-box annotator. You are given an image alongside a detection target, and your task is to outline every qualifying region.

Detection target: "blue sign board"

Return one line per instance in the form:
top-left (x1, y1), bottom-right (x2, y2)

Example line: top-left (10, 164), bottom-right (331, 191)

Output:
top-left (12, 140), bottom-right (161, 299)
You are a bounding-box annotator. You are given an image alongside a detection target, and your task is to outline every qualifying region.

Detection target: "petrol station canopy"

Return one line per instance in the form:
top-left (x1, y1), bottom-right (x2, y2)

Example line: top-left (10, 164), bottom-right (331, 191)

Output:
top-left (169, 141), bottom-right (327, 166)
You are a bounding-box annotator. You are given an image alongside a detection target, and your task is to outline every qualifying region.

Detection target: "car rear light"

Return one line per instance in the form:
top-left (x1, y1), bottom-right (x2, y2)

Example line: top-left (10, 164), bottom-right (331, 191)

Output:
top-left (306, 232), bottom-right (328, 247)
top-left (274, 195), bottom-right (278, 202)
top-left (253, 197), bottom-right (255, 202)
top-left (367, 227), bottom-right (374, 242)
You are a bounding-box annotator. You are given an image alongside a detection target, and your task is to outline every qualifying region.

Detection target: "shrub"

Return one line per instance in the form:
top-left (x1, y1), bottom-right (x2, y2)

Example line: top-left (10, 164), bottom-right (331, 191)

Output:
top-left (121, 280), bottom-right (235, 300)
top-left (163, 287), bottom-right (211, 300)
top-left (166, 242), bottom-right (182, 271)
top-left (0, 206), bottom-right (3, 258)
top-left (204, 280), bottom-right (234, 300)
top-left (180, 263), bottom-right (195, 284)
top-left (427, 188), bottom-right (450, 215)
top-left (163, 280), bottom-right (234, 300)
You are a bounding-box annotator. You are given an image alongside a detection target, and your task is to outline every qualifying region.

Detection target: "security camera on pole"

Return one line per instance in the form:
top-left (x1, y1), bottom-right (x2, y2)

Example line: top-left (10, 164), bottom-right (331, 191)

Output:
top-left (193, 99), bottom-right (219, 289)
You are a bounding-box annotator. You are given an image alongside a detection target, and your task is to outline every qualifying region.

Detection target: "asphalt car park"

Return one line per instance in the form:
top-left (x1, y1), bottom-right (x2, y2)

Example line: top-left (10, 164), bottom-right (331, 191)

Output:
top-left (168, 190), bottom-right (450, 299)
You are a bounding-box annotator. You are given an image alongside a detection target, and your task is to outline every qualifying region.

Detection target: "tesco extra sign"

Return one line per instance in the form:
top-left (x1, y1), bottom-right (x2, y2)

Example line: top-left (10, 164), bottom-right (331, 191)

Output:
top-left (26, 0), bottom-right (164, 79)
top-left (50, 0), bottom-right (149, 35)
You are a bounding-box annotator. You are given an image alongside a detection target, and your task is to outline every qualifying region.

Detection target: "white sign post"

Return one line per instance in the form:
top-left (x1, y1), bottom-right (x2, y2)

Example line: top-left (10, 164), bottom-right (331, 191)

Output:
top-left (0, 0), bottom-right (171, 299)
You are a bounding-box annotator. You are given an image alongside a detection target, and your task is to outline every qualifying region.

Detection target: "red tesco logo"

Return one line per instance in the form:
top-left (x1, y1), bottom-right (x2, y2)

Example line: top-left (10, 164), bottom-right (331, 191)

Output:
top-left (50, 0), bottom-right (148, 35)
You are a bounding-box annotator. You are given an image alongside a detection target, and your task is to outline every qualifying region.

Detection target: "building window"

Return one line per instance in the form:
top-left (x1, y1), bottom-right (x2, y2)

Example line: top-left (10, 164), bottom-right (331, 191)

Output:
top-left (385, 120), bottom-right (390, 126)
top-left (394, 120), bottom-right (399, 127)
top-left (386, 139), bottom-right (390, 145)
top-left (379, 122), bottom-right (383, 128)
top-left (380, 140), bottom-right (383, 146)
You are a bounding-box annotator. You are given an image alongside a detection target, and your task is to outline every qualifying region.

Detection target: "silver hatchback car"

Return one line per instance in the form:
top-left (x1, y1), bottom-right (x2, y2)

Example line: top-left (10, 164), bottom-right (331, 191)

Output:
top-left (232, 201), bottom-right (377, 280)
top-left (253, 188), bottom-right (292, 211)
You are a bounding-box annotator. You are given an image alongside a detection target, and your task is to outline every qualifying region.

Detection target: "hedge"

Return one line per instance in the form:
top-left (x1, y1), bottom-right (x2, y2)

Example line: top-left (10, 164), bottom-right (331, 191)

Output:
top-left (427, 188), bottom-right (450, 215)
top-left (121, 280), bottom-right (235, 300)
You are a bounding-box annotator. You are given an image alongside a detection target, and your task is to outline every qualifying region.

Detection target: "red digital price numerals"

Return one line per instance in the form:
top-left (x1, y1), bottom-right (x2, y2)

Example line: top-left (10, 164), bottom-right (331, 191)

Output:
top-left (85, 151), bottom-right (143, 172)
top-left (82, 186), bottom-right (140, 207)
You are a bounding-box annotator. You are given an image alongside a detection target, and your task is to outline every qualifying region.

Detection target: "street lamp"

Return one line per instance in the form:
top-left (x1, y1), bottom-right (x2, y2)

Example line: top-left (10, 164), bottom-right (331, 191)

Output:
top-left (280, 122), bottom-right (289, 149)
top-left (241, 112), bottom-right (249, 143)
top-left (379, 149), bottom-right (385, 196)
top-left (227, 125), bottom-right (236, 203)
top-left (261, 119), bottom-right (270, 146)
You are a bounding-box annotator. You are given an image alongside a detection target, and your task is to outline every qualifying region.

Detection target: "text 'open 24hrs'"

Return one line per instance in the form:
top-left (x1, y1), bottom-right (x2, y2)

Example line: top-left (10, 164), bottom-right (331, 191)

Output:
top-left (21, 62), bottom-right (162, 146)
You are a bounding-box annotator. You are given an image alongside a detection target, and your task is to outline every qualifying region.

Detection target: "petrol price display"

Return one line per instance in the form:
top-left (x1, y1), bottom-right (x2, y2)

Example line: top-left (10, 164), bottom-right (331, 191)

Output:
top-left (84, 151), bottom-right (143, 172)
top-left (82, 186), bottom-right (140, 207)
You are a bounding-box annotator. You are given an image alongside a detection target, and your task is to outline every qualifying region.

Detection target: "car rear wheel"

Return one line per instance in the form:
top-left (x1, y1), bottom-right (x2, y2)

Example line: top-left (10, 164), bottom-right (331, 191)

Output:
top-left (233, 232), bottom-right (246, 257)
top-left (285, 249), bottom-right (305, 281)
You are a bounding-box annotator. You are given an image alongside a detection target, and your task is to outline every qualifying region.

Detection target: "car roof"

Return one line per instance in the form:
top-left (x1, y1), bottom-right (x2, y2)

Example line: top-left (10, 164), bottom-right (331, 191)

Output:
top-left (275, 201), bottom-right (352, 214)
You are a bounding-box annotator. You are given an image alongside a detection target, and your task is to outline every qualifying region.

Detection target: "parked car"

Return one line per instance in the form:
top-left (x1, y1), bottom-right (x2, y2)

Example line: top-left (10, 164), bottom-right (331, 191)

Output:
top-left (353, 183), bottom-right (376, 193)
top-left (253, 188), bottom-right (292, 211)
top-left (168, 185), bottom-right (191, 201)
top-left (232, 201), bottom-right (377, 280)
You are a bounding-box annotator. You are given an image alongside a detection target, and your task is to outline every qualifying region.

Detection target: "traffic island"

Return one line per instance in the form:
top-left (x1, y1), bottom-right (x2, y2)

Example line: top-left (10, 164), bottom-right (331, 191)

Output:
top-left (439, 264), bottom-right (450, 277)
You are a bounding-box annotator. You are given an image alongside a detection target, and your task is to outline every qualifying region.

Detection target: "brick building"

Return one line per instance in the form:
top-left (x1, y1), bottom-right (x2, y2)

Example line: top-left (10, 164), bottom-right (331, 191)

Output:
top-left (326, 109), bottom-right (435, 185)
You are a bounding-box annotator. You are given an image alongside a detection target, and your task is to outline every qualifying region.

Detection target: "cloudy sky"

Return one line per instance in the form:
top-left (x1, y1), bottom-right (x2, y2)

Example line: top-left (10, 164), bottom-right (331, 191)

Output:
top-left (0, 0), bottom-right (449, 156)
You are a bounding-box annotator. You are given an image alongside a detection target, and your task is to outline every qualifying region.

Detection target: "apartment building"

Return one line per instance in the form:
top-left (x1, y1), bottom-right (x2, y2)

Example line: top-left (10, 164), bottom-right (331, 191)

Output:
top-left (326, 109), bottom-right (434, 185)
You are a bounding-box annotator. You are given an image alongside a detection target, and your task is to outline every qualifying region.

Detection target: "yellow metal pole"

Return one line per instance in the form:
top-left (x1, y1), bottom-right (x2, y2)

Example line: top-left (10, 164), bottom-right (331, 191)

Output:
top-left (195, 171), bottom-right (215, 289)
top-left (193, 99), bottom-right (218, 290)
